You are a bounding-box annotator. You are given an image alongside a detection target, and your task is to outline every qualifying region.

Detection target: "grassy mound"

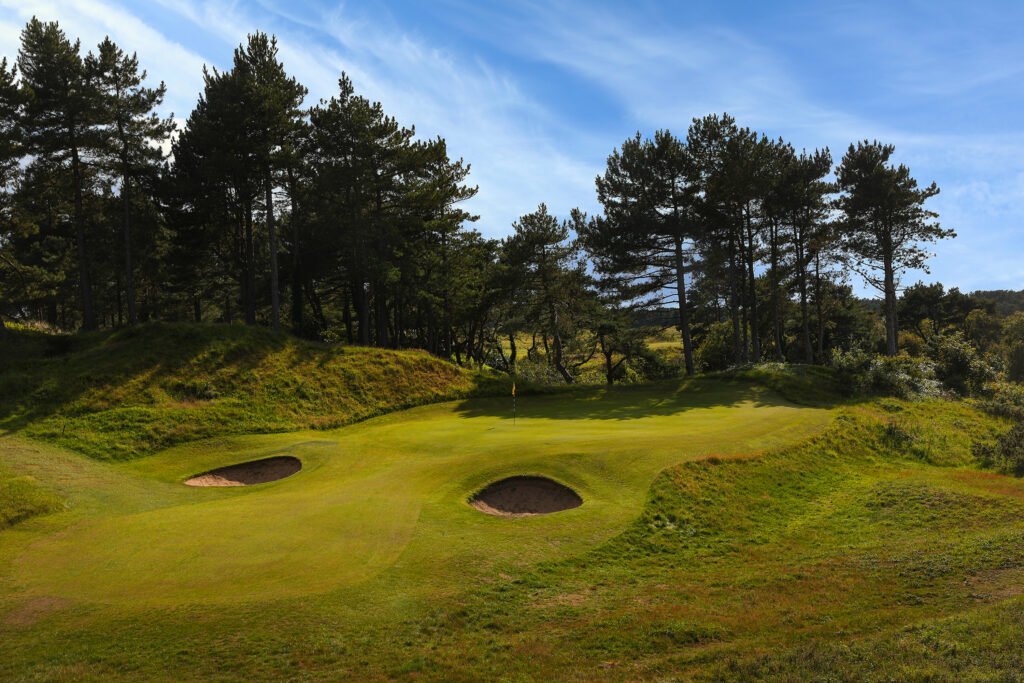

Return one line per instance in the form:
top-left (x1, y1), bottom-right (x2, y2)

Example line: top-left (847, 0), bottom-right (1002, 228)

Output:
top-left (0, 465), bottom-right (62, 529)
top-left (0, 322), bottom-right (504, 460)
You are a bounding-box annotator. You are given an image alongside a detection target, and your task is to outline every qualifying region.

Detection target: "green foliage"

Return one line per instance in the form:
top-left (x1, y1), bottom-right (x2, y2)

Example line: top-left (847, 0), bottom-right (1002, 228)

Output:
top-left (1006, 342), bottom-right (1024, 383)
top-left (974, 422), bottom-right (1024, 475)
top-left (829, 348), bottom-right (941, 398)
top-left (964, 307), bottom-right (1002, 351)
top-left (630, 346), bottom-right (681, 382)
top-left (695, 320), bottom-right (734, 372)
top-left (931, 332), bottom-right (995, 395)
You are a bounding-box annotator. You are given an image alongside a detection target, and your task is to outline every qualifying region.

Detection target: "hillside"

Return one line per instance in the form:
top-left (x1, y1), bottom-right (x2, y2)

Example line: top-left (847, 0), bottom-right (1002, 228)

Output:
top-left (0, 323), bottom-right (505, 460)
top-left (1, 375), bottom-right (1021, 679)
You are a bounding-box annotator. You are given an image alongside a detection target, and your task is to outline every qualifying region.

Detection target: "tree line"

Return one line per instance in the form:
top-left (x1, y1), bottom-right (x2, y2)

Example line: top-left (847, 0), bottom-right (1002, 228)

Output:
top-left (3, 18), bottom-right (996, 386)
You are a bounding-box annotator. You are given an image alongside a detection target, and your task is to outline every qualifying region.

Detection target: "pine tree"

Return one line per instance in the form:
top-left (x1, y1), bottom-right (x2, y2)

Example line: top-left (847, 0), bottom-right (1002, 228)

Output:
top-left (835, 141), bottom-right (953, 356)
top-left (234, 33), bottom-right (306, 331)
top-left (17, 18), bottom-right (104, 330)
top-left (583, 129), bottom-right (700, 375)
top-left (93, 37), bottom-right (174, 325)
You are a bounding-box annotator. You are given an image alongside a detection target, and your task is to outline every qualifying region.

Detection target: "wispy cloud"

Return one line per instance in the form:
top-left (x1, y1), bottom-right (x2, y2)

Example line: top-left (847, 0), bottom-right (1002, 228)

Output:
top-left (0, 0), bottom-right (1020, 294)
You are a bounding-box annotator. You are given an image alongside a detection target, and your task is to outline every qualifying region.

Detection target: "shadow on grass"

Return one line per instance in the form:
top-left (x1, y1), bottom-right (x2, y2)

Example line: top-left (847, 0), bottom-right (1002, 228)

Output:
top-left (0, 322), bottom-right (283, 436)
top-left (452, 378), bottom-right (818, 422)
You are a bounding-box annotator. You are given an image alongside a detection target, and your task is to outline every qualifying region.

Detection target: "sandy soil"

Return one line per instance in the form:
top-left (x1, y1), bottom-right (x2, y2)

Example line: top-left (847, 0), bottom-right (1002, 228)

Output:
top-left (184, 456), bottom-right (302, 487)
top-left (470, 475), bottom-right (582, 517)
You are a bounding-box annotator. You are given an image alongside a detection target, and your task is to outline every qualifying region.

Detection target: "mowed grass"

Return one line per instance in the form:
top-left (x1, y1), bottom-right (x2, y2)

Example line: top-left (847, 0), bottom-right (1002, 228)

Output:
top-left (4, 379), bottom-right (827, 606)
top-left (2, 367), bottom-right (1023, 678)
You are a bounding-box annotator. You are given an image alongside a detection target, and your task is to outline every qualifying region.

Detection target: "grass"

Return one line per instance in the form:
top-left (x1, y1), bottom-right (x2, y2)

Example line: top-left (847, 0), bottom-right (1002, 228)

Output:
top-left (0, 322), bottom-right (506, 460)
top-left (2, 325), bottom-right (1024, 679)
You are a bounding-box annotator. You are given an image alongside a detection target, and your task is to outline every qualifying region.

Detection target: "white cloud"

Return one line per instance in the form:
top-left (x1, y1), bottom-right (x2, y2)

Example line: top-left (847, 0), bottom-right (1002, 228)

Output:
top-left (1, 0), bottom-right (1020, 294)
top-left (0, 0), bottom-right (208, 118)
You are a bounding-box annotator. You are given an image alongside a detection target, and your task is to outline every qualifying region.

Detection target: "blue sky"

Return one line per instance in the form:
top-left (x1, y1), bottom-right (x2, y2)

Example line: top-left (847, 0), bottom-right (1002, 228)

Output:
top-left (1, 0), bottom-right (1021, 295)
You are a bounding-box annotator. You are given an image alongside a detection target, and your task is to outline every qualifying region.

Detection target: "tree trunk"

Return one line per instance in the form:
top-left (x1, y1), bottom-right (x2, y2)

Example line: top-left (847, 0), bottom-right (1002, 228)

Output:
top-left (373, 285), bottom-right (390, 347)
top-left (745, 212), bottom-right (759, 362)
top-left (70, 142), bottom-right (96, 331)
top-left (288, 168), bottom-right (303, 333)
top-left (729, 241), bottom-right (742, 365)
top-left (342, 286), bottom-right (353, 343)
top-left (796, 229), bottom-right (813, 363)
top-left (121, 176), bottom-right (138, 325)
top-left (355, 280), bottom-right (370, 346)
top-left (815, 254), bottom-right (825, 360)
top-left (883, 253), bottom-right (898, 356)
top-left (673, 235), bottom-right (695, 375)
top-left (770, 221), bottom-right (784, 362)
top-left (266, 175), bottom-right (280, 331)
top-left (244, 204), bottom-right (256, 325)
top-left (548, 304), bottom-right (573, 383)
top-left (508, 333), bottom-right (517, 375)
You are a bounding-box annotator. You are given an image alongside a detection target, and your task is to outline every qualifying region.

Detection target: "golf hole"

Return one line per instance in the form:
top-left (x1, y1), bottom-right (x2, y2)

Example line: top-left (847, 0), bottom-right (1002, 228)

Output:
top-left (184, 456), bottom-right (302, 487)
top-left (469, 476), bottom-right (582, 517)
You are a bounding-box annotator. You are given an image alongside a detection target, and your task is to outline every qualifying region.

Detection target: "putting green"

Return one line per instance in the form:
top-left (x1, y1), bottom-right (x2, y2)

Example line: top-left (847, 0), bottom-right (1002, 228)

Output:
top-left (8, 380), bottom-right (830, 606)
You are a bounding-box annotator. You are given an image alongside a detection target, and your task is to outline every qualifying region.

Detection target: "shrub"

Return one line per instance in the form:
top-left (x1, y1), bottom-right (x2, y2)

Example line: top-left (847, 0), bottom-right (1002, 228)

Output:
top-left (632, 347), bottom-right (681, 382)
top-left (897, 331), bottom-right (927, 357)
top-left (1006, 342), bottom-right (1024, 384)
top-left (829, 349), bottom-right (941, 398)
top-left (165, 379), bottom-right (219, 401)
top-left (973, 422), bottom-right (1024, 475)
top-left (695, 321), bottom-right (733, 372)
top-left (931, 332), bottom-right (994, 395)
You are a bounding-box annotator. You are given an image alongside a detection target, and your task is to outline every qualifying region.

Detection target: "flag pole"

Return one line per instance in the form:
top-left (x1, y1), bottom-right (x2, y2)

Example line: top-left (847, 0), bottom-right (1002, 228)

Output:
top-left (512, 380), bottom-right (516, 426)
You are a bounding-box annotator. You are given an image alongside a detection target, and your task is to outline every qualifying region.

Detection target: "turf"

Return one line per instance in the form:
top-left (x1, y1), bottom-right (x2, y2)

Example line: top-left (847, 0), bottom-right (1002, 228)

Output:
top-left (0, 322), bottom-right (504, 460)
top-left (2, 350), bottom-right (1023, 679)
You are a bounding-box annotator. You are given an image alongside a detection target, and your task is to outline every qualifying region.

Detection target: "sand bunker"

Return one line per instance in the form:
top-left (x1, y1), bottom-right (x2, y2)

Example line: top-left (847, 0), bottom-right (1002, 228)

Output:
top-left (184, 456), bottom-right (301, 487)
top-left (470, 476), bottom-right (582, 517)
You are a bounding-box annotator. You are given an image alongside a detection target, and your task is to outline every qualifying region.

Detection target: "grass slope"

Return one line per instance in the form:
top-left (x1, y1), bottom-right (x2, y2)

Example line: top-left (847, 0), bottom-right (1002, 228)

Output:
top-left (0, 322), bottom-right (503, 460)
top-left (2, 329), bottom-right (1022, 680)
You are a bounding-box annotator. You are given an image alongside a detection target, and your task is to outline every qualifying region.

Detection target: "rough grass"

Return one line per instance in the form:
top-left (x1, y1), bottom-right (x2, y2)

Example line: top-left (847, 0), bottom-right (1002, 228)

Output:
top-left (0, 322), bottom-right (506, 460)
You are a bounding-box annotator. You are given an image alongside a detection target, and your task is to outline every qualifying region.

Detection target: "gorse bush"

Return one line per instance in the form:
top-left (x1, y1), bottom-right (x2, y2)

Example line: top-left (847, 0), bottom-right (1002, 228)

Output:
top-left (829, 349), bottom-right (941, 398)
top-left (931, 332), bottom-right (995, 395)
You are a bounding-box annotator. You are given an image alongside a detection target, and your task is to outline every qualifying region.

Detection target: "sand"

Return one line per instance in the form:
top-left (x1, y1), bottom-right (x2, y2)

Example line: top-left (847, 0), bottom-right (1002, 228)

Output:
top-left (470, 475), bottom-right (582, 517)
top-left (184, 456), bottom-right (301, 487)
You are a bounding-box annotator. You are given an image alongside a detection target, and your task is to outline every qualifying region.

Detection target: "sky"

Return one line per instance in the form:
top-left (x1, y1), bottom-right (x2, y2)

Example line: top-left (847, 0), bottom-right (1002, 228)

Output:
top-left (0, 0), bottom-right (1021, 296)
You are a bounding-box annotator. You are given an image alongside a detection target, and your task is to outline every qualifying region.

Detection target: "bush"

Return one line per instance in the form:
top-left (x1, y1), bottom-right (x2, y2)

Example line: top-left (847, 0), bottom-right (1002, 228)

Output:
top-left (897, 331), bottom-right (927, 357)
top-left (165, 379), bottom-right (219, 401)
top-left (632, 347), bottom-right (681, 382)
top-left (931, 332), bottom-right (994, 396)
top-left (695, 321), bottom-right (733, 372)
top-left (973, 422), bottom-right (1024, 475)
top-left (1006, 343), bottom-right (1024, 384)
top-left (829, 349), bottom-right (941, 398)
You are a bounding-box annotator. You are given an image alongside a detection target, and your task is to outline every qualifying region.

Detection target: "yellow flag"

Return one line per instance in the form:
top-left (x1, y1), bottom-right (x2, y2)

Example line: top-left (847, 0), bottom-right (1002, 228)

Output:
top-left (512, 382), bottom-right (516, 396)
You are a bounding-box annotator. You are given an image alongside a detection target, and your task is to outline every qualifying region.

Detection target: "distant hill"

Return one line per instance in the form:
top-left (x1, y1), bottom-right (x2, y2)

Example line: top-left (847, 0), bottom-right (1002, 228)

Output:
top-left (0, 323), bottom-right (505, 460)
top-left (970, 289), bottom-right (1024, 316)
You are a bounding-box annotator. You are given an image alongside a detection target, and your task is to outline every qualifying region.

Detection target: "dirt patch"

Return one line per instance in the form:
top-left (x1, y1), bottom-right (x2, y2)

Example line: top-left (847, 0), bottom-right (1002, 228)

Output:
top-left (3, 596), bottom-right (73, 628)
top-left (470, 476), bottom-right (582, 517)
top-left (184, 456), bottom-right (301, 487)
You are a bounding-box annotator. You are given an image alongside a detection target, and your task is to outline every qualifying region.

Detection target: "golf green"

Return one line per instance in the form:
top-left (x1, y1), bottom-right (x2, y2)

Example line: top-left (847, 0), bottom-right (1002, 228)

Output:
top-left (6, 380), bottom-right (830, 606)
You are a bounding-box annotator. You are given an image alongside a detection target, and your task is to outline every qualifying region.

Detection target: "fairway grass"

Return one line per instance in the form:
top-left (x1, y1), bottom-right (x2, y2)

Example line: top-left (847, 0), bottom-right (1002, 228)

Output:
top-left (6, 380), bottom-right (827, 606)
top-left (2, 378), bottom-right (1022, 679)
